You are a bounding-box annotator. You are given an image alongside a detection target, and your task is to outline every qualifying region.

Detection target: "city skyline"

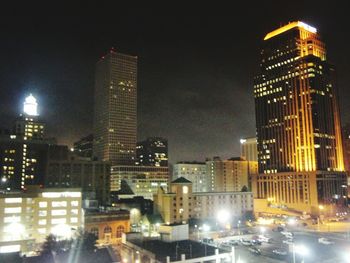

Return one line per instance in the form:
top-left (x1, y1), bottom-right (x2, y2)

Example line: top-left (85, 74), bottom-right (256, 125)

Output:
top-left (1, 3), bottom-right (350, 164)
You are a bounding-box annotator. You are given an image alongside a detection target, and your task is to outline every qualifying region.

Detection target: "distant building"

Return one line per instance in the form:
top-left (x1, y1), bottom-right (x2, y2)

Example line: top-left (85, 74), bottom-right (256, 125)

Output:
top-left (84, 209), bottom-right (130, 245)
top-left (93, 49), bottom-right (137, 166)
top-left (206, 157), bottom-right (258, 192)
top-left (136, 137), bottom-right (168, 167)
top-left (14, 94), bottom-right (45, 141)
top-left (0, 95), bottom-right (49, 190)
top-left (153, 177), bottom-right (254, 225)
top-left (73, 134), bottom-right (93, 159)
top-left (45, 148), bottom-right (110, 206)
top-left (0, 186), bottom-right (82, 253)
top-left (173, 162), bottom-right (207, 192)
top-left (240, 137), bottom-right (257, 161)
top-left (111, 165), bottom-right (169, 200)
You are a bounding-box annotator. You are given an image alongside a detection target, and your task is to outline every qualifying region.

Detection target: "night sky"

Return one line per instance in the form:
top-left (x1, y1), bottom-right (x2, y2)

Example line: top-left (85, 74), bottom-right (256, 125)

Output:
top-left (1, 2), bottom-right (349, 164)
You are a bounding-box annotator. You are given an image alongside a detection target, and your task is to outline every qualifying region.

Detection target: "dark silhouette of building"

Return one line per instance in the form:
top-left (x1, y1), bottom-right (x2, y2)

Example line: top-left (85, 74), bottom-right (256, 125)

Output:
top-left (73, 134), bottom-right (93, 159)
top-left (136, 137), bottom-right (168, 167)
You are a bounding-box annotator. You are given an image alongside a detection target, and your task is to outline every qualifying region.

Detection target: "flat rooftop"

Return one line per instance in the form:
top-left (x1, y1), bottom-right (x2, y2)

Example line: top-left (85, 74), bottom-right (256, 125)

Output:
top-left (131, 239), bottom-right (224, 262)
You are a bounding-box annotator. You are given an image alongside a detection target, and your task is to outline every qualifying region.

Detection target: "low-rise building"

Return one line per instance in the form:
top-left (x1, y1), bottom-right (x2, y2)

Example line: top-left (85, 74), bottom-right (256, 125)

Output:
top-left (0, 186), bottom-right (82, 253)
top-left (154, 177), bottom-right (254, 225)
top-left (121, 231), bottom-right (234, 263)
top-left (111, 165), bottom-right (169, 200)
top-left (84, 209), bottom-right (130, 245)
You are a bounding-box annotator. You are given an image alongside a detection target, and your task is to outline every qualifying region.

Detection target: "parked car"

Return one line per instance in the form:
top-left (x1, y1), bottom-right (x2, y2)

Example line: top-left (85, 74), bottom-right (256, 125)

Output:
top-left (258, 235), bottom-right (271, 243)
top-left (249, 247), bottom-right (261, 255)
top-left (272, 249), bottom-right (288, 256)
top-left (240, 239), bottom-right (252, 246)
top-left (228, 240), bottom-right (240, 246)
top-left (281, 231), bottom-right (293, 238)
top-left (318, 237), bottom-right (335, 245)
top-left (251, 239), bottom-right (262, 245)
top-left (282, 239), bottom-right (294, 245)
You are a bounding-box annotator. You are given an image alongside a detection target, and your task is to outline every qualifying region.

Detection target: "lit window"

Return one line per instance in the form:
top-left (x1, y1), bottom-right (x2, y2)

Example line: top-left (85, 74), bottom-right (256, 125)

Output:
top-left (5, 198), bottom-right (22, 204)
top-left (39, 219), bottom-right (47, 225)
top-left (71, 209), bottom-right (78, 215)
top-left (4, 207), bottom-right (21, 214)
top-left (4, 216), bottom-right (21, 223)
top-left (71, 201), bottom-right (79, 207)
top-left (51, 210), bottom-right (67, 216)
top-left (51, 218), bottom-right (66, 225)
top-left (70, 217), bottom-right (78, 223)
top-left (52, 201), bottom-right (67, 208)
top-left (38, 211), bottom-right (47, 217)
top-left (39, 202), bottom-right (47, 208)
top-left (38, 228), bottom-right (46, 234)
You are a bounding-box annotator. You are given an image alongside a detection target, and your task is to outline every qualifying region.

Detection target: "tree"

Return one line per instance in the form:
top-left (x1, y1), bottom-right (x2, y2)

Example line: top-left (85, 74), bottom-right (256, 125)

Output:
top-left (73, 230), bottom-right (98, 251)
top-left (241, 185), bottom-right (249, 192)
top-left (41, 234), bottom-right (58, 255)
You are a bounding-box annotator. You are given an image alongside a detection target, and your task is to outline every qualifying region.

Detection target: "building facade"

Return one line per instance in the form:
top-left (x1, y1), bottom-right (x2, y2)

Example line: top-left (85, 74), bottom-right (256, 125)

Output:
top-left (136, 137), bottom-right (168, 167)
top-left (73, 134), bottom-right (93, 159)
top-left (85, 210), bottom-right (129, 245)
top-left (93, 49), bottom-right (137, 166)
top-left (45, 155), bottom-right (111, 206)
top-left (173, 162), bottom-right (207, 192)
top-left (206, 157), bottom-right (258, 192)
top-left (0, 186), bottom-right (82, 253)
top-left (253, 21), bottom-right (347, 214)
top-left (153, 177), bottom-right (254, 225)
top-left (240, 137), bottom-right (258, 162)
top-left (111, 165), bottom-right (169, 200)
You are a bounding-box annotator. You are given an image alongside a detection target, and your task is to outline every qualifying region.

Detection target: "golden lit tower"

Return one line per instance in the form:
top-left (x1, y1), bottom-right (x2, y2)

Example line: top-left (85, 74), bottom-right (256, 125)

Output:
top-left (253, 22), bottom-right (347, 214)
top-left (93, 49), bottom-right (137, 165)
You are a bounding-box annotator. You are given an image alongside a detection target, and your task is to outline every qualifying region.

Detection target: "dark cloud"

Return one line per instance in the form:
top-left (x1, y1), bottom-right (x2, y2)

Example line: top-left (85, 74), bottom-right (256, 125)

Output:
top-left (0, 2), bottom-right (350, 164)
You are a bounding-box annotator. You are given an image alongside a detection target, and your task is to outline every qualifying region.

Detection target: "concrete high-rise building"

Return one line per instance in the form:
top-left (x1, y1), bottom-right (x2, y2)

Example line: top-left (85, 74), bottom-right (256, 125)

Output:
top-left (14, 94), bottom-right (45, 141)
top-left (173, 162), bottom-right (207, 192)
top-left (93, 49), bottom-right (137, 166)
top-left (253, 21), bottom-right (347, 214)
top-left (136, 137), bottom-right (168, 167)
top-left (0, 95), bottom-right (49, 190)
top-left (206, 157), bottom-right (257, 192)
top-left (240, 137), bottom-right (258, 162)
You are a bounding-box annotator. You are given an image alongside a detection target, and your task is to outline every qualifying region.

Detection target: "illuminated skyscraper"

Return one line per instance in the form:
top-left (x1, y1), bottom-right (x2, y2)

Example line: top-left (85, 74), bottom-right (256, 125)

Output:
top-left (93, 49), bottom-right (137, 165)
top-left (253, 22), bottom-right (347, 214)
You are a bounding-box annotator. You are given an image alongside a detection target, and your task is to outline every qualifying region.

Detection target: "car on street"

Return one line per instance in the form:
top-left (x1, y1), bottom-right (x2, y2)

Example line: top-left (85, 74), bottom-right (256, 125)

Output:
top-left (258, 235), bottom-right (271, 243)
top-left (249, 247), bottom-right (261, 255)
top-left (281, 231), bottom-right (293, 238)
top-left (240, 239), bottom-right (252, 246)
top-left (272, 249), bottom-right (288, 256)
top-left (318, 237), bottom-right (335, 245)
top-left (228, 240), bottom-right (240, 246)
top-left (282, 239), bottom-right (294, 245)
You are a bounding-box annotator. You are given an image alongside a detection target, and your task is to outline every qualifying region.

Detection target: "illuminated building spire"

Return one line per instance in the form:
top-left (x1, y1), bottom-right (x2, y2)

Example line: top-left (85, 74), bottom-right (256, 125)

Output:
top-left (23, 94), bottom-right (38, 116)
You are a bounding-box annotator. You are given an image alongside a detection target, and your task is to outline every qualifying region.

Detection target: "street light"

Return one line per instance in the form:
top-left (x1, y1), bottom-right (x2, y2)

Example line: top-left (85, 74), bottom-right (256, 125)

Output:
top-left (293, 244), bottom-right (309, 263)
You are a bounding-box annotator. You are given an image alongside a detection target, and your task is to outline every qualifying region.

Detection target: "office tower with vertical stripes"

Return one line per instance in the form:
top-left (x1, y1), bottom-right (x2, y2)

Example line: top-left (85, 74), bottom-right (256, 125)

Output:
top-left (253, 22), bottom-right (347, 214)
top-left (93, 49), bottom-right (137, 166)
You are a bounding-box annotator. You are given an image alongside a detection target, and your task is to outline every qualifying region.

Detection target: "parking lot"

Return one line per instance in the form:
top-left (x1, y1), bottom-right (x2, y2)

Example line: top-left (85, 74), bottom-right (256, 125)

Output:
top-left (201, 224), bottom-right (350, 262)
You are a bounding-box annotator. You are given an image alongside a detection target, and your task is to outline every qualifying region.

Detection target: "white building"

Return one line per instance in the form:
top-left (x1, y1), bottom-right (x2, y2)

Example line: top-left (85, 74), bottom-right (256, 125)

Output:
top-left (0, 186), bottom-right (83, 253)
top-left (240, 137), bottom-right (258, 162)
top-left (173, 162), bottom-right (207, 192)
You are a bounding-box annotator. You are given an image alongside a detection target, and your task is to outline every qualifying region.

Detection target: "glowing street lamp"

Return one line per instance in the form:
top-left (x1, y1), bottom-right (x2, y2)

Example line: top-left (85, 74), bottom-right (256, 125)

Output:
top-left (293, 244), bottom-right (309, 263)
top-left (217, 209), bottom-right (230, 224)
